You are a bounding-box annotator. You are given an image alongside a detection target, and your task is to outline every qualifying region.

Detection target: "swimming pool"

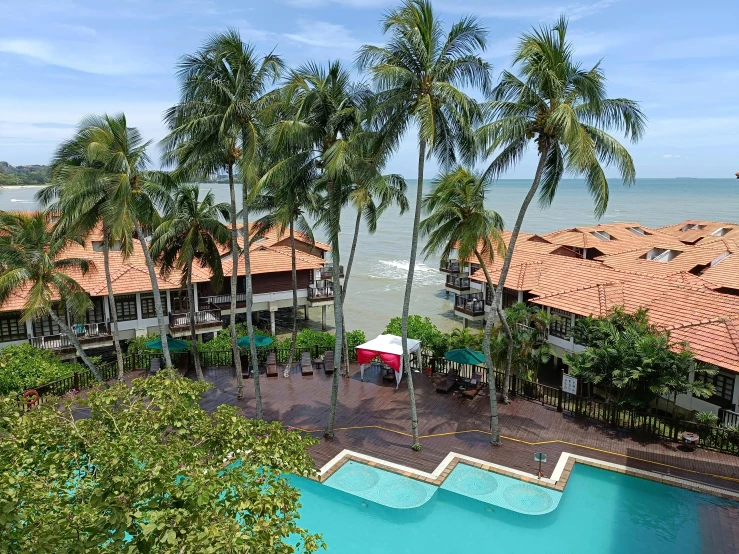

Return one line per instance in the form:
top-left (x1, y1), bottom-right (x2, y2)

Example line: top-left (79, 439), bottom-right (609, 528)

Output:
top-left (292, 463), bottom-right (736, 553)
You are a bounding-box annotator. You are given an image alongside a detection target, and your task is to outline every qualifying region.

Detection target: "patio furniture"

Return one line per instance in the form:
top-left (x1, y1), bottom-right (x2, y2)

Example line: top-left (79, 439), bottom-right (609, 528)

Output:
top-left (436, 370), bottom-right (458, 393)
top-left (323, 351), bottom-right (334, 375)
top-left (240, 354), bottom-right (251, 378)
top-left (462, 372), bottom-right (484, 399)
top-left (301, 352), bottom-right (314, 376)
top-left (149, 356), bottom-right (161, 375)
top-left (681, 431), bottom-right (699, 451)
top-left (266, 352), bottom-right (278, 377)
top-left (176, 354), bottom-right (190, 376)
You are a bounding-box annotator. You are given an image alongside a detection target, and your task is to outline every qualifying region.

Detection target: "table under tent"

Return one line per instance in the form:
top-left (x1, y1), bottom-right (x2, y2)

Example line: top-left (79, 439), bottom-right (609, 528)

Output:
top-left (355, 334), bottom-right (422, 388)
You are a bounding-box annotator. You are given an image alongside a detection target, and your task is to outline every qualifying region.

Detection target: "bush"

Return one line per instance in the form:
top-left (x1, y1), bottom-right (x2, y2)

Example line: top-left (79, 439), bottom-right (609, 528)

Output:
top-left (0, 344), bottom-right (79, 395)
top-left (384, 315), bottom-right (443, 350)
top-left (694, 411), bottom-right (719, 426)
top-left (198, 324), bottom-right (271, 353)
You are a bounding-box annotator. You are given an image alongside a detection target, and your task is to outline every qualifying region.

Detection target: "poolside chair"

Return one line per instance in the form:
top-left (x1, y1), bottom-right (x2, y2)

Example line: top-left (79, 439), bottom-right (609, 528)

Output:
top-left (435, 369), bottom-right (458, 393)
top-left (462, 372), bottom-right (485, 399)
top-left (266, 352), bottom-right (278, 377)
top-left (300, 352), bottom-right (314, 376)
top-left (240, 354), bottom-right (251, 379)
top-left (149, 356), bottom-right (161, 375)
top-left (323, 350), bottom-right (334, 375)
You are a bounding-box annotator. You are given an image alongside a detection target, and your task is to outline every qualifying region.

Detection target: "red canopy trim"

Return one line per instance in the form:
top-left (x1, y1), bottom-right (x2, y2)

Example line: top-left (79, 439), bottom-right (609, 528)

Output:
top-left (356, 348), bottom-right (401, 372)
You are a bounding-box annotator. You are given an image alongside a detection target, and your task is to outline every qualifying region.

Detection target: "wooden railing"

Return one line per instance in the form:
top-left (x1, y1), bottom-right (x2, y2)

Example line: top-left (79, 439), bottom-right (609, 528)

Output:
top-left (445, 274), bottom-right (470, 290)
top-left (29, 322), bottom-right (112, 350)
top-left (308, 282), bottom-right (334, 301)
top-left (320, 265), bottom-right (344, 280)
top-left (201, 293), bottom-right (247, 306)
top-left (440, 259), bottom-right (461, 273)
top-left (719, 408), bottom-right (739, 427)
top-left (168, 303), bottom-right (222, 328)
top-left (454, 293), bottom-right (485, 316)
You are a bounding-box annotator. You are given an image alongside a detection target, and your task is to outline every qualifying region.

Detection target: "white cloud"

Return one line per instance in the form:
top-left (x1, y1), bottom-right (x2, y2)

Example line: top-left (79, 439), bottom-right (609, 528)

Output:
top-left (434, 0), bottom-right (620, 21)
top-left (283, 21), bottom-right (362, 58)
top-left (663, 154), bottom-right (680, 159)
top-left (0, 38), bottom-right (154, 75)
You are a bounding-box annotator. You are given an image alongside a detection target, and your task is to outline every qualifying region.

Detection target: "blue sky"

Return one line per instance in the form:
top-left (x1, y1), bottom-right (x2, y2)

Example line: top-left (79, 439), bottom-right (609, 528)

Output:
top-left (1, 0), bottom-right (738, 178)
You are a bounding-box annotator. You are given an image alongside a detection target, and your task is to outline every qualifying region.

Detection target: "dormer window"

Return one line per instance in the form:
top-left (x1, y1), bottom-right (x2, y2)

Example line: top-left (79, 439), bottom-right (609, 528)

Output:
top-left (91, 241), bottom-right (122, 252)
top-left (644, 248), bottom-right (681, 262)
top-left (590, 231), bottom-right (612, 241)
top-left (626, 226), bottom-right (649, 237)
top-left (710, 252), bottom-right (730, 267)
top-left (680, 223), bottom-right (706, 232)
top-left (711, 227), bottom-right (732, 237)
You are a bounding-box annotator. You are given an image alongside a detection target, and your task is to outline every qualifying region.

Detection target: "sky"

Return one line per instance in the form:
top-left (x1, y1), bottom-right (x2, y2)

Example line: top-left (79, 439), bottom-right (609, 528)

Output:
top-left (1, 0), bottom-right (738, 179)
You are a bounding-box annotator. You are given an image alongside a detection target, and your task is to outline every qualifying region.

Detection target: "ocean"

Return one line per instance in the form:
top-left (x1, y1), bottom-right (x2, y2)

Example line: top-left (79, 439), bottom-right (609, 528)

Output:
top-left (3, 178), bottom-right (737, 337)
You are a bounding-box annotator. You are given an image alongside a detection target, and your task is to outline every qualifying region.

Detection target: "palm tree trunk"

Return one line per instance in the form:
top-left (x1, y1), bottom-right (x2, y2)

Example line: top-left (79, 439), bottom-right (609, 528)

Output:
top-left (325, 179), bottom-right (344, 438)
top-left (476, 251), bottom-right (501, 445)
top-left (400, 139), bottom-right (426, 450)
top-left (496, 147), bottom-right (550, 403)
top-left (134, 220), bottom-right (172, 369)
top-left (227, 163), bottom-right (244, 399)
top-left (242, 197), bottom-right (262, 418)
top-left (187, 262), bottom-right (204, 381)
top-left (102, 230), bottom-right (124, 380)
top-left (49, 311), bottom-right (104, 383)
top-left (340, 209), bottom-right (362, 375)
top-left (285, 220), bottom-right (298, 378)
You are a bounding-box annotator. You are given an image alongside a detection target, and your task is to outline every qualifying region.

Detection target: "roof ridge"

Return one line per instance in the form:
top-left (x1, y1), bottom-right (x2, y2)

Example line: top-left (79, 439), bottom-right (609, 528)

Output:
top-left (597, 283), bottom-right (608, 316)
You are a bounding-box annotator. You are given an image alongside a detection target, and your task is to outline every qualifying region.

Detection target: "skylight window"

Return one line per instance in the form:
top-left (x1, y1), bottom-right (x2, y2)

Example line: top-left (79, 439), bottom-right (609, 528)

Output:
top-left (680, 223), bottom-right (706, 232)
top-left (645, 248), bottom-right (681, 263)
top-left (626, 226), bottom-right (648, 236)
top-left (590, 231), bottom-right (612, 241)
top-left (711, 227), bottom-right (732, 237)
top-left (710, 252), bottom-right (730, 267)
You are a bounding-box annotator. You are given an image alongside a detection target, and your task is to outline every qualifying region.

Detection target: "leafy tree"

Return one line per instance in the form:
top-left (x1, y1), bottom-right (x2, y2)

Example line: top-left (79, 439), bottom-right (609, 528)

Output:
top-left (566, 309), bottom-right (715, 411)
top-left (0, 344), bottom-right (79, 395)
top-left (358, 0), bottom-right (492, 449)
top-left (0, 212), bottom-right (103, 381)
top-left (0, 373), bottom-right (323, 553)
top-left (385, 315), bottom-right (444, 352)
top-left (151, 184), bottom-right (231, 381)
top-left (420, 166), bottom-right (506, 443)
top-left (164, 29), bottom-right (283, 411)
top-left (477, 16), bottom-right (645, 400)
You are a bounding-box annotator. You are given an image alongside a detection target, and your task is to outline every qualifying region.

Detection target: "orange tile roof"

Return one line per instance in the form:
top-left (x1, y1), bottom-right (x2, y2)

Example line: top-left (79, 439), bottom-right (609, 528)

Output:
top-left (221, 245), bottom-right (325, 276)
top-left (668, 318), bottom-right (739, 373)
top-left (657, 220), bottom-right (739, 244)
top-left (542, 223), bottom-right (685, 256)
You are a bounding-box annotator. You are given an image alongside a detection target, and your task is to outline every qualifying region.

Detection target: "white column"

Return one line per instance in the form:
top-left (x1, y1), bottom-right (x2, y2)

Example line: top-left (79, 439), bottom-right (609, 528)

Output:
top-left (192, 285), bottom-right (198, 311)
top-left (517, 290), bottom-right (524, 303)
top-left (569, 312), bottom-right (576, 348)
top-left (270, 311), bottom-right (276, 335)
top-left (135, 293), bottom-right (143, 325)
top-left (25, 320), bottom-right (33, 339)
top-left (732, 375), bottom-right (739, 411)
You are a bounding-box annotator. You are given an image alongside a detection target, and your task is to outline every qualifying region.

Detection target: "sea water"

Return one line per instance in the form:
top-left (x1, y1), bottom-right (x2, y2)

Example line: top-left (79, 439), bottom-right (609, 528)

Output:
top-left (292, 463), bottom-right (734, 554)
top-left (5, 178), bottom-right (737, 336)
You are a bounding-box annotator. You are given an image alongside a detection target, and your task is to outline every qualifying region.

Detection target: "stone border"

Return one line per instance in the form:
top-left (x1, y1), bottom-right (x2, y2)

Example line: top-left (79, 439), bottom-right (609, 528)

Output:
top-left (311, 449), bottom-right (739, 502)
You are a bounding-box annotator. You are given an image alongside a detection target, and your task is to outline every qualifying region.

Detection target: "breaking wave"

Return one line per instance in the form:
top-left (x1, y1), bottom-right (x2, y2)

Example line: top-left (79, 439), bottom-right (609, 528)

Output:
top-left (368, 259), bottom-right (443, 286)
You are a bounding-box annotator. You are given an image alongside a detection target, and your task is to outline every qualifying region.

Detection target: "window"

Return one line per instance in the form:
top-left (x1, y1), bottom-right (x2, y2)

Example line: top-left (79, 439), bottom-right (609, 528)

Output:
top-left (644, 248), bottom-right (681, 263)
top-left (140, 292), bottom-right (168, 319)
top-left (549, 309), bottom-right (572, 339)
top-left (590, 230), bottom-right (612, 241)
top-left (627, 226), bottom-right (648, 236)
top-left (85, 297), bottom-right (106, 324)
top-left (0, 311), bottom-right (25, 342)
top-left (697, 372), bottom-right (735, 409)
top-left (680, 223), bottom-right (706, 232)
top-left (711, 227), bottom-right (732, 237)
top-left (115, 294), bottom-right (138, 321)
top-left (502, 288), bottom-right (518, 309)
top-left (33, 308), bottom-right (61, 337)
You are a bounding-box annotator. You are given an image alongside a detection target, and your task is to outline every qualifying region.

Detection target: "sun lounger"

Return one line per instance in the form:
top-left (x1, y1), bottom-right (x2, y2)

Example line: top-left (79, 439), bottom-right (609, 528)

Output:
top-left (301, 352), bottom-right (313, 376)
top-left (462, 372), bottom-right (484, 399)
top-left (435, 370), bottom-right (458, 393)
top-left (266, 352), bottom-right (278, 377)
top-left (323, 350), bottom-right (334, 375)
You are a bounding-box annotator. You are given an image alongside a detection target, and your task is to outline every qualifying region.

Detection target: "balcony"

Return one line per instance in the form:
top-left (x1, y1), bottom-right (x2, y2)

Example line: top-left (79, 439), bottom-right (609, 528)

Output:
top-left (320, 264), bottom-right (344, 280)
top-left (445, 273), bottom-right (472, 293)
top-left (308, 280), bottom-right (335, 305)
top-left (439, 259), bottom-right (461, 273)
top-left (168, 303), bottom-right (223, 337)
top-left (455, 293), bottom-right (486, 319)
top-left (201, 293), bottom-right (247, 307)
top-left (29, 322), bottom-right (113, 352)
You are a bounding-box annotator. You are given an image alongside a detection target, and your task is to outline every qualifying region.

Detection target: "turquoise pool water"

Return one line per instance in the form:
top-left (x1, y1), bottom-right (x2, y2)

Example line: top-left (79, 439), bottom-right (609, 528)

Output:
top-left (292, 463), bottom-right (736, 553)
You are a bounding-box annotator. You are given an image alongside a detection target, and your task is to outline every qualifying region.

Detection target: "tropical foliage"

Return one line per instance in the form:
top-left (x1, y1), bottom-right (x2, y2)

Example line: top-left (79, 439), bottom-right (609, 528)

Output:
top-left (0, 344), bottom-right (80, 395)
top-left (0, 373), bottom-right (323, 553)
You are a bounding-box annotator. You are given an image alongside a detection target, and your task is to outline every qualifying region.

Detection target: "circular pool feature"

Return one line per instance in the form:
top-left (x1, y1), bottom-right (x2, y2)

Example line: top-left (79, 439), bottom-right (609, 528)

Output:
top-left (383, 481), bottom-right (430, 508)
top-left (503, 483), bottom-right (555, 514)
top-left (333, 466), bottom-right (380, 492)
top-left (448, 470), bottom-right (499, 496)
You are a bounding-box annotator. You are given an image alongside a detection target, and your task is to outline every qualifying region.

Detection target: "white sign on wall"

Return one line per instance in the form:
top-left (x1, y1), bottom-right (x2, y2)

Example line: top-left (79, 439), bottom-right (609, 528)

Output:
top-left (562, 374), bottom-right (578, 395)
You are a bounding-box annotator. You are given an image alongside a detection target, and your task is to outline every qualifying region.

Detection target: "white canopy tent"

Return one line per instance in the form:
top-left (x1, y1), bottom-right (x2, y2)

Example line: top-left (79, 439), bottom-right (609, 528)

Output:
top-left (355, 334), bottom-right (422, 388)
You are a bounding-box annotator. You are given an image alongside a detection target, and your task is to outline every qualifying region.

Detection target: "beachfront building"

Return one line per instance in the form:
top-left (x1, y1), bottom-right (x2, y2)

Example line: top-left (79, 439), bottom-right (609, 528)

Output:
top-left (442, 221), bottom-right (739, 418)
top-left (0, 218), bottom-right (333, 358)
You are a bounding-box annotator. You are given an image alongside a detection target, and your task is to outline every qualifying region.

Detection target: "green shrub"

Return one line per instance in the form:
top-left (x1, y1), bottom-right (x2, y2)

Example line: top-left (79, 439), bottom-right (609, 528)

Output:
top-left (198, 324), bottom-right (271, 353)
top-left (0, 344), bottom-right (79, 395)
top-left (694, 411), bottom-right (719, 426)
top-left (384, 315), bottom-right (443, 350)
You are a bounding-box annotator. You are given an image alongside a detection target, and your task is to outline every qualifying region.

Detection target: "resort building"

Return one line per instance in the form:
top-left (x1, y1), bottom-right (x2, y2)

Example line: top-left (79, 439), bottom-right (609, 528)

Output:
top-left (441, 221), bottom-right (739, 417)
top-left (0, 218), bottom-right (334, 358)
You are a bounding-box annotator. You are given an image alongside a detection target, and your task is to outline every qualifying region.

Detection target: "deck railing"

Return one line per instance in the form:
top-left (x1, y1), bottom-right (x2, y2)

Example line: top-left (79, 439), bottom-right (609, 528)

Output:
top-left (320, 265), bottom-right (344, 280)
top-left (719, 408), bottom-right (739, 427)
top-left (445, 274), bottom-right (470, 290)
top-left (454, 293), bottom-right (485, 316)
top-left (308, 281), bottom-right (334, 301)
top-left (440, 259), bottom-right (461, 273)
top-left (21, 346), bottom-right (739, 455)
top-left (201, 293), bottom-right (248, 306)
top-left (29, 322), bottom-right (112, 350)
top-left (169, 303), bottom-right (222, 328)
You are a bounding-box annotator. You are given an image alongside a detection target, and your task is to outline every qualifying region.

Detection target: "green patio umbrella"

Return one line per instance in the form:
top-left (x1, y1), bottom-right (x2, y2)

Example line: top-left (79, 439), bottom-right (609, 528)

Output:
top-left (444, 348), bottom-right (486, 365)
top-left (237, 335), bottom-right (274, 348)
top-left (145, 336), bottom-right (190, 351)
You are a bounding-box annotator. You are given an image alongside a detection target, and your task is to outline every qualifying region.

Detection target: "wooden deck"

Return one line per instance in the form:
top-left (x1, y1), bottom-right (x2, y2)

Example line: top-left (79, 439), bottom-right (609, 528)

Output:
top-left (196, 363), bottom-right (739, 495)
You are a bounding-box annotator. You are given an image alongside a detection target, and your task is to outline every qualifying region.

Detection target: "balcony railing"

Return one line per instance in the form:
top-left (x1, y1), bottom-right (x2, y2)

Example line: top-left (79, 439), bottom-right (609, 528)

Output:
top-left (169, 303), bottom-right (222, 329)
top-left (440, 259), bottom-right (461, 273)
top-left (320, 265), bottom-right (344, 280)
top-left (201, 293), bottom-right (248, 306)
top-left (455, 293), bottom-right (485, 317)
top-left (445, 273), bottom-right (471, 291)
top-left (29, 322), bottom-right (112, 351)
top-left (308, 281), bottom-right (334, 301)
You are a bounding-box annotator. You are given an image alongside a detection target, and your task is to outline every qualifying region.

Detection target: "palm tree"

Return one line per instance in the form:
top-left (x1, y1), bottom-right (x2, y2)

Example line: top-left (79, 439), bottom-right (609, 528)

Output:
top-left (39, 121), bottom-right (128, 380)
top-left (151, 184), bottom-right (231, 381)
top-left (0, 212), bottom-right (103, 381)
top-left (420, 166), bottom-right (506, 443)
top-left (477, 16), bottom-right (645, 402)
top-left (273, 60), bottom-right (367, 437)
top-left (163, 29), bottom-right (283, 414)
top-left (357, 0), bottom-right (492, 449)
